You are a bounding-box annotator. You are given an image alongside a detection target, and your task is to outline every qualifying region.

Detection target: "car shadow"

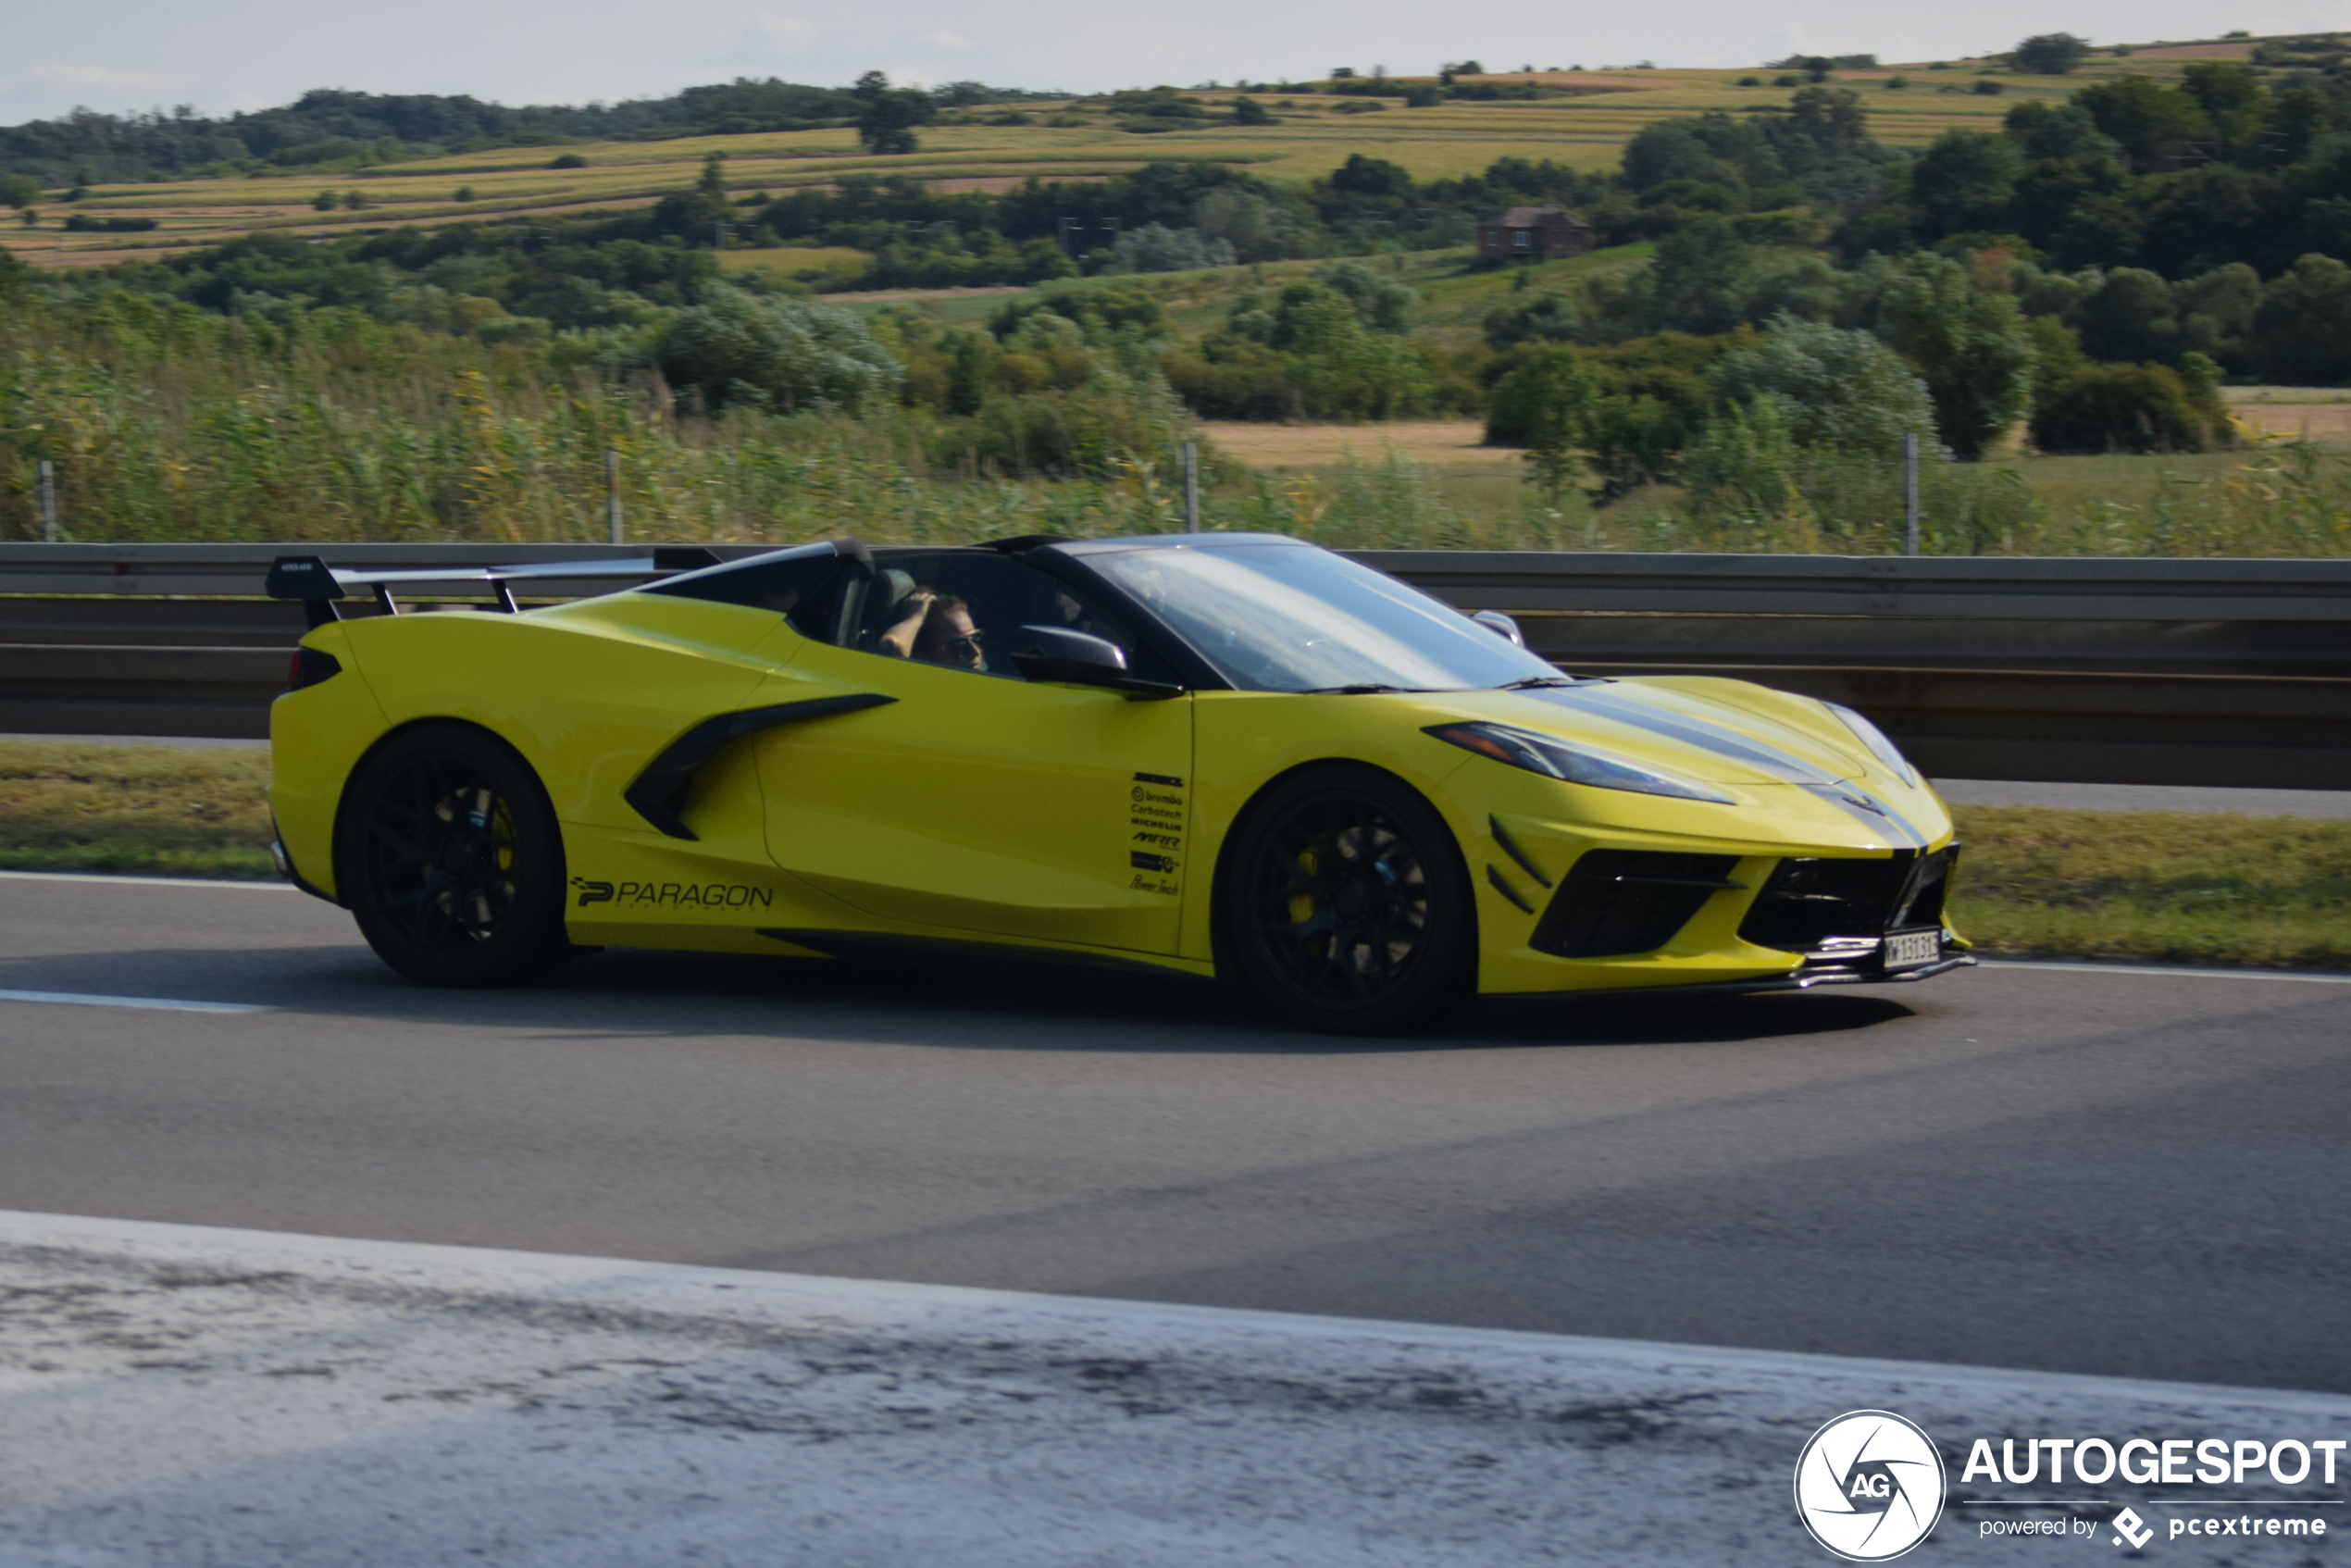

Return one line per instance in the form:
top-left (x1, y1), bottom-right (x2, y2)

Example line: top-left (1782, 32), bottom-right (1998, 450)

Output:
top-left (1, 941), bottom-right (1916, 1055)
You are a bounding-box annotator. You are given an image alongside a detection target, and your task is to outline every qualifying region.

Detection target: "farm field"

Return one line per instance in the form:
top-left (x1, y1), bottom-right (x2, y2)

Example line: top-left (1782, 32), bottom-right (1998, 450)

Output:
top-left (0, 40), bottom-right (2271, 271)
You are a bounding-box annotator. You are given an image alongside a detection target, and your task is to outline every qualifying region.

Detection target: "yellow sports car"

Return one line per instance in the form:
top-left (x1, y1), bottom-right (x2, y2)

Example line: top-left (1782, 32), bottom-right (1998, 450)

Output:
top-left (265, 534), bottom-right (1969, 1033)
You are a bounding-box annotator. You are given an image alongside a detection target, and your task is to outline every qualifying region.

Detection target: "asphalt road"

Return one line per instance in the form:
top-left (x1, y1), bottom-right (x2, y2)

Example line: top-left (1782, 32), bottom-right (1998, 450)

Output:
top-left (5, 874), bottom-right (2346, 1394)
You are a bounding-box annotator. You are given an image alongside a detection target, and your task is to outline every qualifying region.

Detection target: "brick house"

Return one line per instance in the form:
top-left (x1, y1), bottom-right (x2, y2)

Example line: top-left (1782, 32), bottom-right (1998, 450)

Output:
top-left (1476, 206), bottom-right (1596, 260)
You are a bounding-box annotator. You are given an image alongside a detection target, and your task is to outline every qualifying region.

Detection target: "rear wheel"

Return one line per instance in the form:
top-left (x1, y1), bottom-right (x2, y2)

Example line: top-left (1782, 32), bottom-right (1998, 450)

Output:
top-left (1223, 765), bottom-right (1475, 1035)
top-left (337, 723), bottom-right (571, 987)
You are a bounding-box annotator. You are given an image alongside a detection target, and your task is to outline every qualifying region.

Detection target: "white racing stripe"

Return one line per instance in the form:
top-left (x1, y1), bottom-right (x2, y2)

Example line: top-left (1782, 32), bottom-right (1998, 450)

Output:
top-left (0, 988), bottom-right (273, 1014)
top-left (0, 869), bottom-right (292, 890)
top-left (1982, 959), bottom-right (2351, 985)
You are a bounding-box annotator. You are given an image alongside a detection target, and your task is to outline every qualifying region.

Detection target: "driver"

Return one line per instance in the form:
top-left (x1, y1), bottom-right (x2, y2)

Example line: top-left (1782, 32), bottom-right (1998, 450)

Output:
top-left (880, 590), bottom-right (987, 671)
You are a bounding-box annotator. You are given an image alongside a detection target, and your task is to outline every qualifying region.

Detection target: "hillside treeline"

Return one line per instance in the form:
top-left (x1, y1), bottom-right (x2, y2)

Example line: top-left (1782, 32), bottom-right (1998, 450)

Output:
top-left (0, 81), bottom-right (1054, 183)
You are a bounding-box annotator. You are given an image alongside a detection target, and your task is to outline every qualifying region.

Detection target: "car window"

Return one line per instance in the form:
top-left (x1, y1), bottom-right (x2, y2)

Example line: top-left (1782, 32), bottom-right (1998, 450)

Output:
top-left (839, 551), bottom-right (1159, 681)
top-left (1086, 541), bottom-right (1559, 692)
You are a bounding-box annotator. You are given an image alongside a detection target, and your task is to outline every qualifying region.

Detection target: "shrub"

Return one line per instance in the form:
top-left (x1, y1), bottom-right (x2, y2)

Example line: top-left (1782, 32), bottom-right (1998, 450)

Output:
top-left (1110, 223), bottom-right (1237, 272)
top-left (549, 154), bottom-right (588, 169)
top-left (655, 287), bottom-right (902, 414)
top-left (454, 186), bottom-right (475, 202)
top-left (2029, 363), bottom-right (2208, 454)
top-left (1972, 78), bottom-right (2006, 95)
top-left (1709, 314), bottom-right (1938, 456)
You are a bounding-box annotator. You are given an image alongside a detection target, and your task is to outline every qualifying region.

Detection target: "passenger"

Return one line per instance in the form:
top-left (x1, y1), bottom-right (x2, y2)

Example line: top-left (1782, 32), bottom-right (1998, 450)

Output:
top-left (880, 590), bottom-right (987, 671)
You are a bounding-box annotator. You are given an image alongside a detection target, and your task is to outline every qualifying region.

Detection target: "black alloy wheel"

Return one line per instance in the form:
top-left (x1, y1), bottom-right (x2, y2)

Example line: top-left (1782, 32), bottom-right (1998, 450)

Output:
top-left (1225, 765), bottom-right (1475, 1035)
top-left (338, 723), bottom-right (571, 987)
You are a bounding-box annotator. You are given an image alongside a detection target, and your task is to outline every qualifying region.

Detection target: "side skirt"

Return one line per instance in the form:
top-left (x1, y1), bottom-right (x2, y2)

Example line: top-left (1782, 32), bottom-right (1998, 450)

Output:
top-left (759, 927), bottom-right (1214, 982)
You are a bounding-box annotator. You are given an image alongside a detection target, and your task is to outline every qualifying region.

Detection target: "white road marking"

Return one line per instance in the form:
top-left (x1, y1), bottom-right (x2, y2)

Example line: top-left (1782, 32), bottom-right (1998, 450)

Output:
top-left (0, 869), bottom-right (292, 890)
top-left (0, 989), bottom-right (273, 1014)
top-left (1981, 960), bottom-right (2351, 985)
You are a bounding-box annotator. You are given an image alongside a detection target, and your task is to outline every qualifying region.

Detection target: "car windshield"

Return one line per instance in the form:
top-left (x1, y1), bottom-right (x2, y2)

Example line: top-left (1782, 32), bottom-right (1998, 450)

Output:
top-left (1086, 541), bottom-right (1562, 693)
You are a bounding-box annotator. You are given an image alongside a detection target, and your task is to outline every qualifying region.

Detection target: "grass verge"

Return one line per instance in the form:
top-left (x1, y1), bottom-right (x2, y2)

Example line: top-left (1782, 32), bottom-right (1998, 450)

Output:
top-left (1948, 805), bottom-right (2351, 970)
top-left (0, 742), bottom-right (276, 879)
top-left (1, 745), bottom-right (2344, 970)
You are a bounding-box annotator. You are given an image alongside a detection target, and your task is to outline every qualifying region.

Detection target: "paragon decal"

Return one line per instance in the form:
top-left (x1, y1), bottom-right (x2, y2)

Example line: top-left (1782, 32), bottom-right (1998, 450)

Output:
top-left (572, 877), bottom-right (775, 911)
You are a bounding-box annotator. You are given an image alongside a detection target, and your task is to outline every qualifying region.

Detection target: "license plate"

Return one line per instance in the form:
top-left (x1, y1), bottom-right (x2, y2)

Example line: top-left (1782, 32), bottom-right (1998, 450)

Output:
top-left (1884, 929), bottom-right (1942, 970)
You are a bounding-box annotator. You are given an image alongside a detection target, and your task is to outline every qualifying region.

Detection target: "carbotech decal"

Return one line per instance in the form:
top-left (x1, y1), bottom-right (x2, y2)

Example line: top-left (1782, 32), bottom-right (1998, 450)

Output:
top-left (572, 876), bottom-right (775, 911)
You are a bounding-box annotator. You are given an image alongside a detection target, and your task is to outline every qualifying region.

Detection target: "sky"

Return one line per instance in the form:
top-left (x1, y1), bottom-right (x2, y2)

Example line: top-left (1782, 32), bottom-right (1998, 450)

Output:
top-left (9, 0), bottom-right (2351, 125)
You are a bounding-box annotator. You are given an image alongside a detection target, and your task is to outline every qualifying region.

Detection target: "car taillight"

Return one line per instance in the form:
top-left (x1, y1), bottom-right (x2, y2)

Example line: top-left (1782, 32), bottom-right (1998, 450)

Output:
top-left (288, 647), bottom-right (342, 691)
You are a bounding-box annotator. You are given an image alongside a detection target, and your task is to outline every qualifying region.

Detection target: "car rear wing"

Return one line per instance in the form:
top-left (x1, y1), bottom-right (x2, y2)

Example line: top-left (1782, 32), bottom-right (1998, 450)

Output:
top-left (265, 548), bottom-right (722, 628)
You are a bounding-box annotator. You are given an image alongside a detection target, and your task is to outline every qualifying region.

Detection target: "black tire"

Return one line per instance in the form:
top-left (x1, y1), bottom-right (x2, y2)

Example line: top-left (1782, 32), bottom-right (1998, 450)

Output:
top-left (1222, 764), bottom-right (1476, 1035)
top-left (336, 723), bottom-right (572, 988)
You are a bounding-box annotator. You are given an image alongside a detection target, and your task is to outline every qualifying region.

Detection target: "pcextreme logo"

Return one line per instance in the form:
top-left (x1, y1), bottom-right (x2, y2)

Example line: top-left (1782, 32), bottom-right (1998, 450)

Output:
top-left (1795, 1410), bottom-right (1947, 1562)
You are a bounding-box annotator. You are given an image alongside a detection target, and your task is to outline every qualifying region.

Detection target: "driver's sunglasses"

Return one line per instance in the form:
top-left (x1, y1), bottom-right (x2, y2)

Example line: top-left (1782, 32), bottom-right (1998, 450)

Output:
top-left (943, 631), bottom-right (985, 658)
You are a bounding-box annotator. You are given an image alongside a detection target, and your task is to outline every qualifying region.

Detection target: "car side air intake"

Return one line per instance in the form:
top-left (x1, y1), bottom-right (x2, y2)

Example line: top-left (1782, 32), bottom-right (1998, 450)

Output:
top-left (1530, 850), bottom-right (1744, 959)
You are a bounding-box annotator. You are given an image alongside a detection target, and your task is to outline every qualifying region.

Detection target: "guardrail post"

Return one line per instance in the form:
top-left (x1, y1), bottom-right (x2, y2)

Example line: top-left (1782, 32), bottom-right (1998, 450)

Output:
top-left (1903, 435), bottom-right (1919, 557)
top-left (39, 459), bottom-right (57, 543)
top-left (604, 450), bottom-right (623, 546)
top-left (1183, 442), bottom-right (1200, 533)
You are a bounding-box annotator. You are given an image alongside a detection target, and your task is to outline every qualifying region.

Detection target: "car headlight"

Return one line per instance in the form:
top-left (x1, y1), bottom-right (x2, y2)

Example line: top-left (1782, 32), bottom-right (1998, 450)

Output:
top-left (1424, 721), bottom-right (1734, 803)
top-left (1823, 702), bottom-right (1920, 788)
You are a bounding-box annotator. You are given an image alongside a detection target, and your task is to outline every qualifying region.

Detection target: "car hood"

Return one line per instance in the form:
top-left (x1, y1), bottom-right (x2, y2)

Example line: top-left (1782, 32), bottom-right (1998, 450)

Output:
top-left (1415, 676), bottom-right (1950, 849)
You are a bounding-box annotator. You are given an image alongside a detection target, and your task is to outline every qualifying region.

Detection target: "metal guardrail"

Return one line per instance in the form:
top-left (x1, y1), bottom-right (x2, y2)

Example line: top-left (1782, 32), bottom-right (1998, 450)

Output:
top-left (3, 542), bottom-right (2347, 789)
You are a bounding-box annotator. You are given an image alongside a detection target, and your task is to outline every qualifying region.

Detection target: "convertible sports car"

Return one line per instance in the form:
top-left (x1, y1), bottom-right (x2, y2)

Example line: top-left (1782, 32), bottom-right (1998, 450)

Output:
top-left (264, 533), bottom-right (1970, 1033)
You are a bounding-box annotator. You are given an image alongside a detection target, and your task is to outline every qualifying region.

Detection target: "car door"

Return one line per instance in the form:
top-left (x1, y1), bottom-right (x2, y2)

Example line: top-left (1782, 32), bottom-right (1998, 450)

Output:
top-left (751, 550), bottom-right (1195, 955)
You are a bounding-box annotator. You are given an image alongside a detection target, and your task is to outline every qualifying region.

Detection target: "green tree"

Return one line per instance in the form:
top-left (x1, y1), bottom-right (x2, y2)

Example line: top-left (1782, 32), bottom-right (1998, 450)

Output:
top-left (1231, 96), bottom-right (1274, 126)
top-left (1647, 213), bottom-right (1755, 335)
top-left (313, 190), bottom-right (340, 211)
top-left (658, 288), bottom-right (902, 414)
top-left (2073, 76), bottom-right (2207, 168)
top-left (697, 151), bottom-right (728, 202)
top-left (2245, 254), bottom-right (2351, 384)
top-left (2178, 62), bottom-right (2264, 158)
top-left (1874, 255), bottom-right (2036, 460)
top-left (1710, 314), bottom-right (1939, 455)
top-left (1909, 131), bottom-right (2022, 239)
top-left (1485, 346), bottom-right (1593, 503)
top-left (2073, 268), bottom-right (2177, 363)
top-left (0, 174), bottom-right (38, 212)
top-left (857, 89), bottom-right (936, 155)
top-left (2011, 33), bottom-right (2091, 74)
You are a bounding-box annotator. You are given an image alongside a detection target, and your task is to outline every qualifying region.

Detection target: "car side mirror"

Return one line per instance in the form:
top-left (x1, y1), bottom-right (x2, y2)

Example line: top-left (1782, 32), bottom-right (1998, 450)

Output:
top-left (1010, 625), bottom-right (1181, 699)
top-left (1474, 609), bottom-right (1525, 647)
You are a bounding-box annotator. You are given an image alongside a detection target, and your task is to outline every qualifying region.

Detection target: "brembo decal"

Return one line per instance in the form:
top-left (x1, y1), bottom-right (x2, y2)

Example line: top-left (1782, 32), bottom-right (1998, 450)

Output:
top-left (571, 876), bottom-right (775, 911)
top-left (1127, 772), bottom-right (1184, 896)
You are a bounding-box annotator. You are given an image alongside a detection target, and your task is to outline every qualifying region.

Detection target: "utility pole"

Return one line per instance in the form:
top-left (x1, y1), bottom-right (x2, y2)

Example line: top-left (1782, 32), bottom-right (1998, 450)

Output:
top-left (38, 458), bottom-right (56, 542)
top-left (1183, 442), bottom-right (1200, 533)
top-left (1903, 434), bottom-right (1920, 556)
top-left (1057, 217), bottom-right (1082, 256)
top-left (605, 450), bottom-right (624, 546)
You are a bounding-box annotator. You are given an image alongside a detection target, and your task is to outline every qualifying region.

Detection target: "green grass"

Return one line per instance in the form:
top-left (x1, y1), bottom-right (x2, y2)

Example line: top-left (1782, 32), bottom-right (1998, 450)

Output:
top-left (1947, 805), bottom-right (2351, 970)
top-left (4, 743), bottom-right (2343, 970)
top-left (0, 742), bottom-right (276, 878)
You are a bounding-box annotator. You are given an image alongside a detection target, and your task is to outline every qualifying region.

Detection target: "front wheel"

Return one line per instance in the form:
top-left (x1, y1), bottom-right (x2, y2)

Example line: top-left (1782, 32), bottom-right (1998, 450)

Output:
top-left (337, 723), bottom-right (572, 987)
top-left (1222, 765), bottom-right (1476, 1035)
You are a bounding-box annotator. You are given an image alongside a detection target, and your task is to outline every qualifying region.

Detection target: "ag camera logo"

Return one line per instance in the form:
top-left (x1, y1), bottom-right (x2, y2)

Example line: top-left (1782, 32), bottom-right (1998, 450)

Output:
top-left (1795, 1410), bottom-right (1947, 1561)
